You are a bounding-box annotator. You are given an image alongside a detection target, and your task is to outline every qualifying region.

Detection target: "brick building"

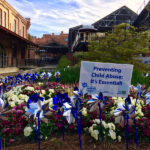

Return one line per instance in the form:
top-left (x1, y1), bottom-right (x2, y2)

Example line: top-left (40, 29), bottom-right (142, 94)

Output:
top-left (0, 0), bottom-right (37, 71)
top-left (32, 31), bottom-right (68, 46)
top-left (32, 31), bottom-right (68, 64)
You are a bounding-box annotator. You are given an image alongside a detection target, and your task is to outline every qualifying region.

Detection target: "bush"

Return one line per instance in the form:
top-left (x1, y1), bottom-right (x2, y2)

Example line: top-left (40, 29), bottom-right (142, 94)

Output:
top-left (57, 55), bottom-right (71, 69)
top-left (60, 67), bottom-right (80, 84)
top-left (131, 68), bottom-right (149, 87)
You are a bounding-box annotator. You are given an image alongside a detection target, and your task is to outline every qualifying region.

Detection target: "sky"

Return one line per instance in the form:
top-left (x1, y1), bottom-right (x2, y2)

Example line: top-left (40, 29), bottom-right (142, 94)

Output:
top-left (7, 0), bottom-right (149, 37)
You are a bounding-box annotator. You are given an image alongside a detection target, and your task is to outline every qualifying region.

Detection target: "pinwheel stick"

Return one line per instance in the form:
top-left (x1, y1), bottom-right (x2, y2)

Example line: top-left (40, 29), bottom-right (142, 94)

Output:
top-left (63, 116), bottom-right (65, 141)
top-left (98, 103), bottom-right (103, 141)
top-left (75, 115), bottom-right (82, 150)
top-left (38, 113), bottom-right (40, 150)
top-left (126, 115), bottom-right (129, 150)
top-left (134, 93), bottom-right (139, 110)
top-left (80, 112), bottom-right (82, 134)
top-left (134, 92), bottom-right (139, 147)
top-left (0, 136), bottom-right (1, 150)
top-left (35, 127), bottom-right (37, 143)
top-left (134, 118), bottom-right (138, 147)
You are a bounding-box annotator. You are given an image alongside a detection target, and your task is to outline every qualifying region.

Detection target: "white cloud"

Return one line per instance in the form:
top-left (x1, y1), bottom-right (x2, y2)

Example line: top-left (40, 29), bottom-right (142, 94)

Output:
top-left (6, 0), bottom-right (148, 37)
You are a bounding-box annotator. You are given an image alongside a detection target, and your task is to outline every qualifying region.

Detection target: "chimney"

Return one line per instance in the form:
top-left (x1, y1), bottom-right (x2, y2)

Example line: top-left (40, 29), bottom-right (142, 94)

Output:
top-left (25, 18), bottom-right (31, 30)
top-left (61, 31), bottom-right (63, 34)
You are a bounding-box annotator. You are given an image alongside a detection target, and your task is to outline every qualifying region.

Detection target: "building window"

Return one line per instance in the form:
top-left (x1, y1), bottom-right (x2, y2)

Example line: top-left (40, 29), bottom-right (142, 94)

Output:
top-left (23, 26), bottom-right (24, 37)
top-left (86, 32), bottom-right (88, 40)
top-left (0, 9), bottom-right (2, 25)
top-left (21, 47), bottom-right (25, 59)
top-left (12, 46), bottom-right (17, 58)
top-left (3, 12), bottom-right (6, 27)
top-left (14, 20), bottom-right (16, 33)
top-left (80, 33), bottom-right (84, 41)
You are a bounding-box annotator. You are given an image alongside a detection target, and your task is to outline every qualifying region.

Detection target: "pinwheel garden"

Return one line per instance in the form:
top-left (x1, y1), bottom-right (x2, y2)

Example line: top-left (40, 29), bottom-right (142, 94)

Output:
top-left (0, 69), bottom-right (150, 150)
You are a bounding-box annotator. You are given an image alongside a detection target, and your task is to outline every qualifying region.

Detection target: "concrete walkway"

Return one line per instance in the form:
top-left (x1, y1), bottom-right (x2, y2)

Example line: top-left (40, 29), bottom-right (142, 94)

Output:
top-left (0, 65), bottom-right (57, 77)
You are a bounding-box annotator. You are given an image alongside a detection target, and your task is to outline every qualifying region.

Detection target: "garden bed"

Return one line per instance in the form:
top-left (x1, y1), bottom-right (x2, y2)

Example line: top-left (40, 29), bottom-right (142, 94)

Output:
top-left (5, 134), bottom-right (150, 150)
top-left (0, 71), bottom-right (150, 150)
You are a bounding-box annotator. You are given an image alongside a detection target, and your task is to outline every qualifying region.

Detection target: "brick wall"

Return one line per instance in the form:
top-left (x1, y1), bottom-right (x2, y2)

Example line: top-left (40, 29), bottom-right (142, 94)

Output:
top-left (32, 31), bottom-right (68, 46)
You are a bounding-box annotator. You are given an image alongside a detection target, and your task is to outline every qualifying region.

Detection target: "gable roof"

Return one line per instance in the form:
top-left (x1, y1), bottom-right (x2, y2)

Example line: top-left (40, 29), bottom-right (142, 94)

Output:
top-left (133, 2), bottom-right (150, 29)
top-left (93, 6), bottom-right (138, 31)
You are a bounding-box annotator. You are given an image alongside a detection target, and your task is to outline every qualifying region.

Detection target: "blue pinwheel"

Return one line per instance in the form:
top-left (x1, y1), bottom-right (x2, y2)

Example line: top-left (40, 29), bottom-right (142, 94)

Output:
top-left (87, 92), bottom-right (108, 112)
top-left (24, 73), bottom-right (31, 82)
top-left (54, 71), bottom-right (61, 83)
top-left (47, 72), bottom-right (52, 81)
top-left (114, 96), bottom-right (135, 126)
top-left (27, 93), bottom-right (50, 150)
top-left (62, 93), bottom-right (83, 150)
top-left (114, 96), bottom-right (138, 150)
top-left (0, 98), bottom-right (11, 150)
top-left (0, 98), bottom-right (10, 121)
top-left (15, 74), bottom-right (23, 85)
top-left (31, 73), bottom-right (39, 83)
top-left (70, 90), bottom-right (83, 109)
top-left (87, 92), bottom-right (107, 141)
top-left (135, 84), bottom-right (147, 98)
top-left (40, 72), bottom-right (46, 81)
top-left (145, 93), bottom-right (150, 105)
top-left (26, 93), bottom-right (46, 120)
top-left (52, 92), bottom-right (71, 115)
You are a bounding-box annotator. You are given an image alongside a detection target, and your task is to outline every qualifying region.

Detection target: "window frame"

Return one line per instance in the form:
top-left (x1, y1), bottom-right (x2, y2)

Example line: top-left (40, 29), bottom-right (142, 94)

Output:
top-left (14, 19), bottom-right (16, 33)
top-left (0, 9), bottom-right (2, 26)
top-left (4, 11), bottom-right (6, 27)
top-left (23, 26), bottom-right (24, 37)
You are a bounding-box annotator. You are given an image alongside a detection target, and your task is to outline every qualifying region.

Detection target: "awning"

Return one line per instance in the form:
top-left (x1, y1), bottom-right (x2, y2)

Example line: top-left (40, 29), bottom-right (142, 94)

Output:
top-left (0, 25), bottom-right (38, 47)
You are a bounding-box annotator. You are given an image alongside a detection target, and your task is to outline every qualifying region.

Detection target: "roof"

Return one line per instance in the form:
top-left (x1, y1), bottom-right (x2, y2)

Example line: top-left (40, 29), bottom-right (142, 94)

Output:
top-left (79, 25), bottom-right (97, 32)
top-left (0, 25), bottom-right (38, 47)
top-left (3, 0), bottom-right (29, 25)
top-left (133, 2), bottom-right (150, 29)
top-left (68, 25), bottom-right (82, 50)
top-left (32, 32), bottom-right (68, 46)
top-left (93, 6), bottom-right (138, 31)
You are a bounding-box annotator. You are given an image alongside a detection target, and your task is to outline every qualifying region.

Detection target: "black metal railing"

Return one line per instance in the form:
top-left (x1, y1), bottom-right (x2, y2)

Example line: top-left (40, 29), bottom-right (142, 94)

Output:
top-left (25, 57), bottom-right (59, 66)
top-left (0, 56), bottom-right (59, 68)
top-left (0, 56), bottom-right (25, 68)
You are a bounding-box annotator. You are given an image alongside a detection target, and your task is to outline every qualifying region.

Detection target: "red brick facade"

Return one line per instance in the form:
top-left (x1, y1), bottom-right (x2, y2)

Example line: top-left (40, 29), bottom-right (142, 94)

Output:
top-left (32, 31), bottom-right (68, 46)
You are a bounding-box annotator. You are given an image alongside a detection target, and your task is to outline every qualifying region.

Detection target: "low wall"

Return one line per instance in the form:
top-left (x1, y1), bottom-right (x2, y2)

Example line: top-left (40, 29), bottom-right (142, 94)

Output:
top-left (0, 67), bottom-right (19, 75)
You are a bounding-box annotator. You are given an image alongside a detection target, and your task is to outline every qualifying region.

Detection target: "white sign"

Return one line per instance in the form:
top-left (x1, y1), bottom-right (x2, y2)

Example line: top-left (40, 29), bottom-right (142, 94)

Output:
top-left (79, 61), bottom-right (133, 97)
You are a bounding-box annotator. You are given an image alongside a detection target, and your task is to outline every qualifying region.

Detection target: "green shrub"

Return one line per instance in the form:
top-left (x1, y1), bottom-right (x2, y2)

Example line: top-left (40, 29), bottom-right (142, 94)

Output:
top-left (60, 67), bottom-right (80, 84)
top-left (131, 67), bottom-right (149, 87)
top-left (57, 55), bottom-right (71, 69)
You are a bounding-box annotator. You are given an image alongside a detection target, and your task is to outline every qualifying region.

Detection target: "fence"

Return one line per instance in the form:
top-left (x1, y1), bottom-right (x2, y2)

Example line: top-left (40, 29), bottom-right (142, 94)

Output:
top-left (25, 57), bottom-right (59, 66)
top-left (0, 56), bottom-right (59, 68)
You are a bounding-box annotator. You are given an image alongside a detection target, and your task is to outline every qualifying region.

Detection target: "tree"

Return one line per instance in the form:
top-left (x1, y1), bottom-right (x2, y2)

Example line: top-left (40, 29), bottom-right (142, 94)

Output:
top-left (74, 23), bottom-right (150, 72)
top-left (28, 34), bottom-right (33, 41)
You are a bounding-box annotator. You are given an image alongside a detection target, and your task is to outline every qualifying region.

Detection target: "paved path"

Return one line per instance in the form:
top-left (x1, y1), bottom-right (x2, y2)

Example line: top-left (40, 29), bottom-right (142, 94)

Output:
top-left (0, 65), bottom-right (57, 77)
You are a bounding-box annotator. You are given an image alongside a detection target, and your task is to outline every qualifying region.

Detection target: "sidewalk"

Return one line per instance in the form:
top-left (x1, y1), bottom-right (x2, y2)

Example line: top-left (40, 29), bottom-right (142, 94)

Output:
top-left (0, 65), bottom-right (57, 77)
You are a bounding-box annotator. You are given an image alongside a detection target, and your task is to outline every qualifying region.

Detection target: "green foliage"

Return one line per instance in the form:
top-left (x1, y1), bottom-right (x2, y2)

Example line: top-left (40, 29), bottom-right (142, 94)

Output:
top-left (40, 121), bottom-right (57, 140)
top-left (57, 55), bottom-right (71, 69)
top-left (75, 23), bottom-right (150, 72)
top-left (25, 121), bottom-right (57, 142)
top-left (131, 68), bottom-right (150, 87)
top-left (59, 67), bottom-right (80, 84)
top-left (131, 68), bottom-right (147, 86)
top-left (28, 34), bottom-right (33, 41)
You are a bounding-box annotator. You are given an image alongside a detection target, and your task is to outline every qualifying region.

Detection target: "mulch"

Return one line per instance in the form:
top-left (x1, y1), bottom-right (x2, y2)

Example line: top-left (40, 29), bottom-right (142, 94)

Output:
top-left (5, 134), bottom-right (150, 150)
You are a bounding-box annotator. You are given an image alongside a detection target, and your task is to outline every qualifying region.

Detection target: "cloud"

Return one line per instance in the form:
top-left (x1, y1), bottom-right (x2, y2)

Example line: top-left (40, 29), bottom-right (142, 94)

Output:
top-left (6, 0), bottom-right (149, 37)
